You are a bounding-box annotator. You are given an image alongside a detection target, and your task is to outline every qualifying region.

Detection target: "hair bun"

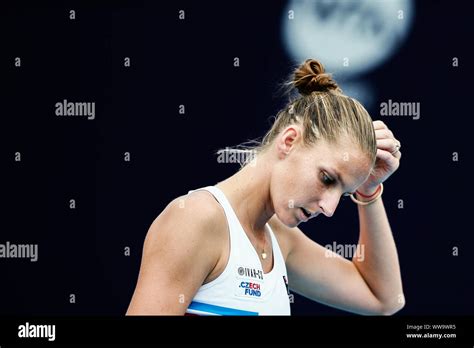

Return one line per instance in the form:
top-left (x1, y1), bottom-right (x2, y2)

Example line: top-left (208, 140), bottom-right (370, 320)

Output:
top-left (293, 59), bottom-right (340, 95)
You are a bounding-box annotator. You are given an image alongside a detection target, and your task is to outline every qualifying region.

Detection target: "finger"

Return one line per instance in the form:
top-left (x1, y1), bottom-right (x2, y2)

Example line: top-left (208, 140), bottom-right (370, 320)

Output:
top-left (377, 148), bottom-right (401, 163)
top-left (373, 120), bottom-right (388, 130)
top-left (375, 128), bottom-right (394, 140)
top-left (377, 138), bottom-right (399, 153)
top-left (377, 146), bottom-right (402, 163)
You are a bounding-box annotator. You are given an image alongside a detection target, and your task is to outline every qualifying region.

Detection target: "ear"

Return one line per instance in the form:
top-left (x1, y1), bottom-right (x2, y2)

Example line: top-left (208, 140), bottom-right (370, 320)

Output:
top-left (276, 126), bottom-right (301, 159)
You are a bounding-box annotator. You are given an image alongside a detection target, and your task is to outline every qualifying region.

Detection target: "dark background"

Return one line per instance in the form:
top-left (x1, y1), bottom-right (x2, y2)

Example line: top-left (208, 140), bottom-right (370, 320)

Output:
top-left (2, 0), bottom-right (473, 316)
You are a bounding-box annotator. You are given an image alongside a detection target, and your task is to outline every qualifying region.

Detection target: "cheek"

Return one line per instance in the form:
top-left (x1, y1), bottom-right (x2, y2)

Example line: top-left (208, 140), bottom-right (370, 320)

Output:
top-left (270, 157), bottom-right (317, 225)
top-left (313, 177), bottom-right (327, 196)
top-left (271, 163), bottom-right (295, 198)
top-left (270, 179), bottom-right (298, 226)
top-left (275, 172), bottom-right (319, 207)
top-left (297, 171), bottom-right (322, 201)
top-left (272, 183), bottom-right (313, 228)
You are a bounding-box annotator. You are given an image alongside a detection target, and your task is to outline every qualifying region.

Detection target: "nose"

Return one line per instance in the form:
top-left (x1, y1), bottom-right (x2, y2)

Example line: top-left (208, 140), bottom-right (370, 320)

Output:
top-left (319, 193), bottom-right (341, 218)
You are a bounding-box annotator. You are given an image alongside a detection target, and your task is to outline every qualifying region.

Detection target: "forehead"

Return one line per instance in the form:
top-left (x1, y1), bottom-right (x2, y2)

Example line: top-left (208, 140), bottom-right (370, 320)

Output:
top-left (307, 137), bottom-right (371, 184)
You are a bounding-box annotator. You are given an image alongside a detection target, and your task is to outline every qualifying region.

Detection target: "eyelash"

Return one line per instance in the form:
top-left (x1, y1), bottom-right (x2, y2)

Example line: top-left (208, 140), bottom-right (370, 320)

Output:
top-left (321, 172), bottom-right (335, 186)
top-left (321, 171), bottom-right (351, 197)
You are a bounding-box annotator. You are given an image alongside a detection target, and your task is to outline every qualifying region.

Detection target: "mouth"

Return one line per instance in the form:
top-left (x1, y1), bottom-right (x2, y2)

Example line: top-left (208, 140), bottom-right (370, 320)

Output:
top-left (300, 207), bottom-right (313, 219)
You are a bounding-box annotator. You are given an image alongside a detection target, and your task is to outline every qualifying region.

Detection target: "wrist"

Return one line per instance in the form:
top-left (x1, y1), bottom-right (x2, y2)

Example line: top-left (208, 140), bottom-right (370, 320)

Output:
top-left (356, 184), bottom-right (382, 200)
top-left (350, 183), bottom-right (384, 206)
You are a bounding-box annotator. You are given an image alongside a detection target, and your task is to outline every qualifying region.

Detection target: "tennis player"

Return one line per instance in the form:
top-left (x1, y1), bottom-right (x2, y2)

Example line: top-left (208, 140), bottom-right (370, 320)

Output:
top-left (126, 59), bottom-right (404, 316)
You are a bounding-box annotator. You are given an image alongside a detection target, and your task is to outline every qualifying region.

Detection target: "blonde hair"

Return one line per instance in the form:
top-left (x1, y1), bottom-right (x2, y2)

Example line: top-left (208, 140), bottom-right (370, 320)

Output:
top-left (221, 59), bottom-right (377, 168)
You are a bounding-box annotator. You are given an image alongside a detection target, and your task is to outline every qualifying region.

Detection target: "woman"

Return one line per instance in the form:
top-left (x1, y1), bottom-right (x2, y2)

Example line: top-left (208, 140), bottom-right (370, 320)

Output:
top-left (126, 59), bottom-right (404, 316)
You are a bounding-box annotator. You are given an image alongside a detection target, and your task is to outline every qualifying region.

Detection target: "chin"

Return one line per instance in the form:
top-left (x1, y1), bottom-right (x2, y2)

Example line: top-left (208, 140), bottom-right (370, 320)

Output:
top-left (290, 219), bottom-right (302, 228)
top-left (287, 222), bottom-right (299, 228)
top-left (275, 209), bottom-right (300, 228)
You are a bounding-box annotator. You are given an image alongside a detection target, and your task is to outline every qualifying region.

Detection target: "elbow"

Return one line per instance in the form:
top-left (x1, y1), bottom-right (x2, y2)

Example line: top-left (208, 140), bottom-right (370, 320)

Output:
top-left (379, 296), bottom-right (405, 316)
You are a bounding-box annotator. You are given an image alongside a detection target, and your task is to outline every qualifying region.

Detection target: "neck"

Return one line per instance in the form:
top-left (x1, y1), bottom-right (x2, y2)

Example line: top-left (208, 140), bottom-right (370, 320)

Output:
top-left (216, 152), bottom-right (274, 237)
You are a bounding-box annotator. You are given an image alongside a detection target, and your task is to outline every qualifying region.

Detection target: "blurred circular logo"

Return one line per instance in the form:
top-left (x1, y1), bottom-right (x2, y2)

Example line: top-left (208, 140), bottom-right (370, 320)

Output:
top-left (282, 0), bottom-right (414, 78)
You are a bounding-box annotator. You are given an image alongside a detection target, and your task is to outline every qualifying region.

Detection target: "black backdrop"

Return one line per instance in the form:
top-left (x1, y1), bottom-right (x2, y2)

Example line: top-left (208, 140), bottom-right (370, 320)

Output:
top-left (3, 0), bottom-right (473, 317)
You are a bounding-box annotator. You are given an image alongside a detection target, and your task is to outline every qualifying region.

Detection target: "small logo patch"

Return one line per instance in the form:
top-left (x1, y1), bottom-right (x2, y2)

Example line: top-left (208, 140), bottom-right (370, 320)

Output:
top-left (237, 266), bottom-right (263, 280)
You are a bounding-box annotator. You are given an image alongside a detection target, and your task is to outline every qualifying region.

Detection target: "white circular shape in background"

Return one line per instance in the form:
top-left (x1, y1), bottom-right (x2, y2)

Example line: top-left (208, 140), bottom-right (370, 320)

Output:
top-left (282, 0), bottom-right (415, 79)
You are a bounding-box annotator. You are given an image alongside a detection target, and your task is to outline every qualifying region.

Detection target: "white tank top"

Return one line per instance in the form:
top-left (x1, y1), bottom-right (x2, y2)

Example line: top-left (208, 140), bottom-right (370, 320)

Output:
top-left (185, 186), bottom-right (291, 316)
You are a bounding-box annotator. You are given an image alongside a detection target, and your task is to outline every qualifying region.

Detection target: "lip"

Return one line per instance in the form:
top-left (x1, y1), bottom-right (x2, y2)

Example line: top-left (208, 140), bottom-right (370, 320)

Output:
top-left (298, 208), bottom-right (309, 222)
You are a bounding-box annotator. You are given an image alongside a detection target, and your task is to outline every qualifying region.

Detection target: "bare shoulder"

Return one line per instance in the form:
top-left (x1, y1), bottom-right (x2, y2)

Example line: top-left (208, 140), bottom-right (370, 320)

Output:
top-left (127, 190), bottom-right (228, 314)
top-left (144, 190), bottom-right (228, 250)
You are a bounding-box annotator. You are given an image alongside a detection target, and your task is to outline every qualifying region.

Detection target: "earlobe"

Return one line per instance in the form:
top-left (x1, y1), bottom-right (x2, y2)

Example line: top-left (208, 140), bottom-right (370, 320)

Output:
top-left (276, 141), bottom-right (288, 160)
top-left (276, 139), bottom-right (291, 159)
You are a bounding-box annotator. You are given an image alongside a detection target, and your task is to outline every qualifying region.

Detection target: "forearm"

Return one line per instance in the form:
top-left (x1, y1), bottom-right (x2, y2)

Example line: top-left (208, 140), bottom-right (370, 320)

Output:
top-left (352, 193), bottom-right (405, 313)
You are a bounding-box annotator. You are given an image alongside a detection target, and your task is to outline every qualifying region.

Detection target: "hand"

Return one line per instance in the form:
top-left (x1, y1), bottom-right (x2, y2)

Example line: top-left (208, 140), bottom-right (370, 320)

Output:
top-left (358, 120), bottom-right (402, 195)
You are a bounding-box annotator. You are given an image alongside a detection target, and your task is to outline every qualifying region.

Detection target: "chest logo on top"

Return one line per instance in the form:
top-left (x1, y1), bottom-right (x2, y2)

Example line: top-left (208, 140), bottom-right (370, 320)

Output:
top-left (237, 266), bottom-right (263, 280)
top-left (239, 281), bottom-right (262, 297)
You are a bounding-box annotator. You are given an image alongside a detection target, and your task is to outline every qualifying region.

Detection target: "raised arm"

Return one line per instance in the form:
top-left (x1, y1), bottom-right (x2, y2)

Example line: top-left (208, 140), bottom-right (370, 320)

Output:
top-left (273, 120), bottom-right (405, 315)
top-left (271, 211), bottom-right (404, 315)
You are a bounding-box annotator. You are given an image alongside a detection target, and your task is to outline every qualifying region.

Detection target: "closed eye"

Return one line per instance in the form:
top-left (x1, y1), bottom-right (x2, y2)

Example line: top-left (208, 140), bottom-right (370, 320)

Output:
top-left (320, 171), bottom-right (335, 185)
top-left (321, 171), bottom-right (353, 197)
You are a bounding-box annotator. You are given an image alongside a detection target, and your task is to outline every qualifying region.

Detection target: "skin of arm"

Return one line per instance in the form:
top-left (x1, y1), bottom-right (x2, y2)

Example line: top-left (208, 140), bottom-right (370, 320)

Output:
top-left (126, 193), bottom-right (223, 315)
top-left (352, 192), bottom-right (404, 314)
top-left (270, 196), bottom-right (405, 316)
